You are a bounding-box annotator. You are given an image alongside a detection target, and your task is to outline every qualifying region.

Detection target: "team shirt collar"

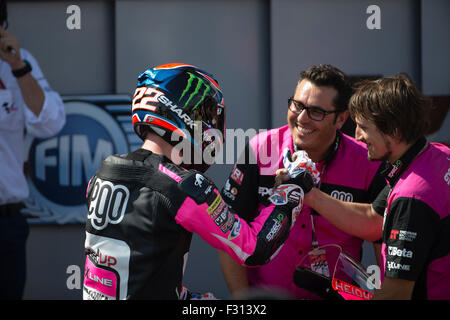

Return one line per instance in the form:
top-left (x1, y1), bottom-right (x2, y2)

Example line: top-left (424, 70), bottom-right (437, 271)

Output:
top-left (381, 136), bottom-right (427, 188)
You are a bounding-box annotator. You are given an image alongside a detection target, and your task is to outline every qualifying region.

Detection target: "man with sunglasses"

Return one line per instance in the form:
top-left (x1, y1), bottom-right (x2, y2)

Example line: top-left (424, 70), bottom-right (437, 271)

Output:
top-left (218, 64), bottom-right (386, 299)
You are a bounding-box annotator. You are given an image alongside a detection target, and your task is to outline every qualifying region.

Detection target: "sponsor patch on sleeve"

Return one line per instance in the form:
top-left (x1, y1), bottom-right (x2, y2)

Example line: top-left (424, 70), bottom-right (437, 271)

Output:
top-left (230, 166), bottom-right (244, 185)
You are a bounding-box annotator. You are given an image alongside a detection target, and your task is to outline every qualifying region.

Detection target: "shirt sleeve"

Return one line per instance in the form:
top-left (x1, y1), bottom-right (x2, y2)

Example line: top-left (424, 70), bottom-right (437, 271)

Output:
top-left (20, 49), bottom-right (66, 138)
top-left (367, 162), bottom-right (389, 203)
top-left (382, 197), bottom-right (440, 281)
top-left (372, 184), bottom-right (390, 216)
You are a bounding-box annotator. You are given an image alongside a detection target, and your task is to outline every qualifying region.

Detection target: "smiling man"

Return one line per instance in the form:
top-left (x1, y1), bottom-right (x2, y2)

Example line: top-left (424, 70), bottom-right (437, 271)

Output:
top-left (289, 73), bottom-right (450, 299)
top-left (287, 77), bottom-right (345, 162)
top-left (350, 75), bottom-right (450, 299)
top-left (218, 64), bottom-right (386, 299)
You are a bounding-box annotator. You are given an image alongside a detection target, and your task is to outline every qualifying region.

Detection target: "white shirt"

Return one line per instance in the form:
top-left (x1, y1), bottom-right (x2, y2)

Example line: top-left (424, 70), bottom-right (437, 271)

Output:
top-left (0, 48), bottom-right (66, 205)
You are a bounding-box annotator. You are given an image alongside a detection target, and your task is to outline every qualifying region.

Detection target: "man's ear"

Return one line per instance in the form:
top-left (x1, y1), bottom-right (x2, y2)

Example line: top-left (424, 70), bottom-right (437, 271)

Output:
top-left (335, 110), bottom-right (349, 129)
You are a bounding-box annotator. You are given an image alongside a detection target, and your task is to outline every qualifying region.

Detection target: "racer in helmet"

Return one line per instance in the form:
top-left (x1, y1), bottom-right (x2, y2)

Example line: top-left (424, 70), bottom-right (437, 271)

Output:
top-left (82, 63), bottom-right (312, 299)
top-left (132, 63), bottom-right (225, 173)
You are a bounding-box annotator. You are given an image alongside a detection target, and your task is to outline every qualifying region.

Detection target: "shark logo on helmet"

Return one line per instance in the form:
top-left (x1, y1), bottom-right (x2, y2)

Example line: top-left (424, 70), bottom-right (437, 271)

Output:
top-left (132, 87), bottom-right (197, 130)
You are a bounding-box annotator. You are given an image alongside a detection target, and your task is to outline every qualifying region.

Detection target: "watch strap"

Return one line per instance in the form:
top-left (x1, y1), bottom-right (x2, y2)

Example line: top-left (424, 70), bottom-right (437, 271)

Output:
top-left (12, 60), bottom-right (32, 78)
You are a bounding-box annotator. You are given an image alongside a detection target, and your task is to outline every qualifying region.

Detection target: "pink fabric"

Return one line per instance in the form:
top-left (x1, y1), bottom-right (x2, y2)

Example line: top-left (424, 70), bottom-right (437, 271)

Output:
top-left (83, 256), bottom-right (118, 298)
top-left (159, 163), bottom-right (182, 182)
top-left (175, 190), bottom-right (274, 265)
top-left (380, 143), bottom-right (450, 298)
top-left (247, 126), bottom-right (380, 298)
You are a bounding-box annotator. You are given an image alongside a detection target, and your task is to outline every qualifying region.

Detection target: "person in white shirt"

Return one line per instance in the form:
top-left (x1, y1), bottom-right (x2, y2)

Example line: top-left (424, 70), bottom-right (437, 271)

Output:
top-left (0, 0), bottom-right (65, 299)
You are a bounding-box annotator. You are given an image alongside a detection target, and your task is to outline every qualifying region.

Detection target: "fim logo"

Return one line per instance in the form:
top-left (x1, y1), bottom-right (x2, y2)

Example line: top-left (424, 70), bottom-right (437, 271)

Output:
top-left (23, 100), bottom-right (130, 224)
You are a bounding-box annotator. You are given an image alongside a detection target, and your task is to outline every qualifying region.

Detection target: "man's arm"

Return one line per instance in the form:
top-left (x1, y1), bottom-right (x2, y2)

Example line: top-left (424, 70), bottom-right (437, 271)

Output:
top-left (15, 66), bottom-right (45, 116)
top-left (217, 251), bottom-right (249, 298)
top-left (175, 171), bottom-right (312, 266)
top-left (372, 277), bottom-right (415, 300)
top-left (304, 187), bottom-right (383, 242)
top-left (373, 242), bottom-right (382, 267)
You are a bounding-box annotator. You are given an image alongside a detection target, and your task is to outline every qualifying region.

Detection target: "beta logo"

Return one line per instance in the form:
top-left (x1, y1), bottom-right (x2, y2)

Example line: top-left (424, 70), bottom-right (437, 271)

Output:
top-left (25, 101), bottom-right (129, 224)
top-left (388, 246), bottom-right (413, 258)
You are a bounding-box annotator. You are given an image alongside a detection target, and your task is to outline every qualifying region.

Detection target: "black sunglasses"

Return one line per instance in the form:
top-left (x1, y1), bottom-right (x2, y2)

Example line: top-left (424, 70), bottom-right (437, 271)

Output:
top-left (288, 97), bottom-right (339, 121)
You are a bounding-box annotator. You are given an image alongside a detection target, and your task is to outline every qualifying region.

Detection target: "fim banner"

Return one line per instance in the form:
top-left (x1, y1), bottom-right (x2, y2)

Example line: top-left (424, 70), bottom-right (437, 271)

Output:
top-left (22, 95), bottom-right (140, 224)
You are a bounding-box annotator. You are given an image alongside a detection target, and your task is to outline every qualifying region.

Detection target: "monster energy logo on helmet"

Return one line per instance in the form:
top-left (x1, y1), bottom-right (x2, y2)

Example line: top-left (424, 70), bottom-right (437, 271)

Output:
top-left (178, 72), bottom-right (211, 110)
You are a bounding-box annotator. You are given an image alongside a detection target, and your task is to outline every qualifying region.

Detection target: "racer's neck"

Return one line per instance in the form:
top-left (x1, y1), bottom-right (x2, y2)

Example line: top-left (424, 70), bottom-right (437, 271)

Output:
top-left (141, 132), bottom-right (183, 165)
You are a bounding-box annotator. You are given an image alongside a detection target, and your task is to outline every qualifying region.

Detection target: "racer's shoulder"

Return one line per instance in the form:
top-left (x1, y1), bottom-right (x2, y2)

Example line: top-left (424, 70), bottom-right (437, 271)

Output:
top-left (154, 161), bottom-right (216, 203)
top-left (100, 153), bottom-right (154, 173)
top-left (177, 170), bottom-right (216, 204)
top-left (97, 152), bottom-right (182, 185)
top-left (102, 153), bottom-right (134, 165)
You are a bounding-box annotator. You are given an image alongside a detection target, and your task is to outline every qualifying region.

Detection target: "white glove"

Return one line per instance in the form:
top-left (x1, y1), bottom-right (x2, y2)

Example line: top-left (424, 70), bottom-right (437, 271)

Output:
top-left (282, 148), bottom-right (320, 185)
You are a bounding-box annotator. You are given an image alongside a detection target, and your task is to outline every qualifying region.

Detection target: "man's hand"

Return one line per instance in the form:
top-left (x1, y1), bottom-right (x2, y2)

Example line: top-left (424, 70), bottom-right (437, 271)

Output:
top-left (0, 27), bottom-right (45, 116)
top-left (270, 149), bottom-right (317, 228)
top-left (275, 148), bottom-right (319, 189)
top-left (0, 26), bottom-right (23, 70)
top-left (269, 170), bottom-right (314, 228)
top-left (274, 168), bottom-right (289, 188)
top-left (282, 149), bottom-right (320, 183)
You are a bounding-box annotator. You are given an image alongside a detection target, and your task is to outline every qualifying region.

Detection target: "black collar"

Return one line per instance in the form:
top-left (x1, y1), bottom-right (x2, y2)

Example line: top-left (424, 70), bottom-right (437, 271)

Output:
top-left (381, 136), bottom-right (427, 188)
top-left (324, 130), bottom-right (341, 165)
top-left (126, 148), bottom-right (153, 161)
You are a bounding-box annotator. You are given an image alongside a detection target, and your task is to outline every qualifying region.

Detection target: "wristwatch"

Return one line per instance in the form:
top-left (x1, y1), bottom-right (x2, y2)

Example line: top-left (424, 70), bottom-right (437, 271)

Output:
top-left (12, 60), bottom-right (32, 78)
